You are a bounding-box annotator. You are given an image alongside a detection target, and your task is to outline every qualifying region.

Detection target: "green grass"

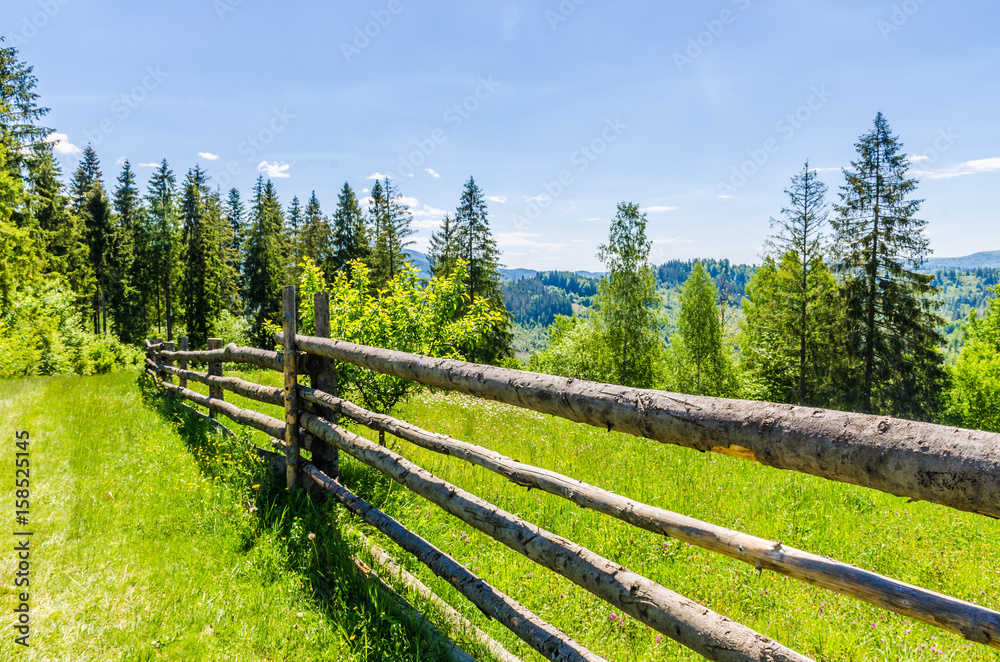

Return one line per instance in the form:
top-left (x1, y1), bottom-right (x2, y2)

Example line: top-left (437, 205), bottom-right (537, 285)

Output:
top-left (0, 373), bottom-right (480, 661)
top-left (3, 369), bottom-right (999, 661)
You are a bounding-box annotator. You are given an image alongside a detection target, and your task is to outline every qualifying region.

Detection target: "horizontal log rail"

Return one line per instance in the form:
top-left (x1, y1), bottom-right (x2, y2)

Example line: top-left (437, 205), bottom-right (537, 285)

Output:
top-left (300, 462), bottom-right (607, 662)
top-left (301, 411), bottom-right (813, 662)
top-left (160, 365), bottom-right (284, 407)
top-left (284, 333), bottom-right (1000, 521)
top-left (297, 386), bottom-right (1000, 647)
top-left (159, 342), bottom-right (313, 374)
top-left (160, 382), bottom-right (285, 441)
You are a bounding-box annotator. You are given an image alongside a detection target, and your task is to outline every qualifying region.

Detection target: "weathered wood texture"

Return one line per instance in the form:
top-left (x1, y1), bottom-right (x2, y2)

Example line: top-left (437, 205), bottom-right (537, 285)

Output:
top-left (208, 338), bottom-right (224, 400)
top-left (300, 412), bottom-right (813, 662)
top-left (178, 337), bottom-right (188, 388)
top-left (159, 365), bottom-right (283, 407)
top-left (299, 386), bottom-right (1000, 648)
top-left (282, 286), bottom-right (300, 490)
top-left (300, 461), bottom-right (609, 662)
top-left (286, 334), bottom-right (1000, 520)
top-left (310, 291), bottom-right (339, 479)
top-left (357, 533), bottom-right (524, 662)
top-left (159, 343), bottom-right (311, 374)
top-left (160, 382), bottom-right (284, 440)
top-left (161, 342), bottom-right (174, 384)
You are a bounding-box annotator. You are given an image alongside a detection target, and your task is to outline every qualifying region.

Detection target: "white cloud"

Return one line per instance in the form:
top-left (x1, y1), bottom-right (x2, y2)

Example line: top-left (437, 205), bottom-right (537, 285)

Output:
top-left (366, 172), bottom-right (389, 180)
top-left (581, 217), bottom-right (601, 222)
top-left (361, 188), bottom-right (370, 193)
top-left (717, 194), bottom-right (734, 200)
top-left (915, 157), bottom-right (1000, 180)
top-left (46, 132), bottom-right (81, 155)
top-left (115, 156), bottom-right (127, 165)
top-left (138, 162), bottom-right (159, 168)
top-left (258, 161), bottom-right (291, 178)
top-left (642, 205), bottom-right (678, 213)
top-left (487, 195), bottom-right (508, 204)
top-left (198, 152), bottom-right (220, 161)
top-left (524, 195), bottom-right (548, 204)
top-left (425, 168), bottom-right (441, 178)
top-left (358, 194), bottom-right (446, 222)
top-left (908, 155), bottom-right (930, 162)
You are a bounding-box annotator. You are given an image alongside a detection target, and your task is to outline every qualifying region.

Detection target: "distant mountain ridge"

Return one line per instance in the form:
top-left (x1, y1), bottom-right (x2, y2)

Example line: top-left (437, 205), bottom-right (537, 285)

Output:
top-left (922, 250), bottom-right (1000, 271)
top-left (403, 250), bottom-right (603, 281)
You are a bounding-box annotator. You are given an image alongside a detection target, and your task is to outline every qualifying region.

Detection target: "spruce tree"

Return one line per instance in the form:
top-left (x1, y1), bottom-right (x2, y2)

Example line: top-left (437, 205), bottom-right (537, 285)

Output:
top-left (741, 162), bottom-right (847, 406)
top-left (300, 190), bottom-right (332, 273)
top-left (428, 213), bottom-right (460, 278)
top-left (0, 42), bottom-right (51, 180)
top-left (180, 166), bottom-right (223, 347)
top-left (593, 202), bottom-right (661, 388)
top-left (831, 113), bottom-right (946, 419)
top-left (107, 160), bottom-right (147, 344)
top-left (225, 187), bottom-right (245, 281)
top-left (286, 195), bottom-right (304, 284)
top-left (70, 146), bottom-right (101, 214)
top-left (244, 176), bottom-right (285, 347)
top-left (146, 160), bottom-right (179, 339)
top-left (330, 182), bottom-right (367, 275)
top-left (71, 149), bottom-right (112, 334)
top-left (27, 145), bottom-right (92, 306)
top-left (367, 177), bottom-right (413, 288)
top-left (452, 176), bottom-right (511, 363)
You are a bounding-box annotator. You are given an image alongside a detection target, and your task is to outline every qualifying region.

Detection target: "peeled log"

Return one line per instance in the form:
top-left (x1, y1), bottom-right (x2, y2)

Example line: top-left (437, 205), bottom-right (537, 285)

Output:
top-left (285, 334), bottom-right (1000, 520)
top-left (301, 412), bottom-right (813, 662)
top-left (160, 382), bottom-right (284, 440)
top-left (298, 386), bottom-right (1000, 648)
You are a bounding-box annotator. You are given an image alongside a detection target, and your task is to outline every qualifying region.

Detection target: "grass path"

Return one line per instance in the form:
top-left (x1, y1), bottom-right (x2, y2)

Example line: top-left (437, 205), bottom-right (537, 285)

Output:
top-left (0, 373), bottom-right (469, 661)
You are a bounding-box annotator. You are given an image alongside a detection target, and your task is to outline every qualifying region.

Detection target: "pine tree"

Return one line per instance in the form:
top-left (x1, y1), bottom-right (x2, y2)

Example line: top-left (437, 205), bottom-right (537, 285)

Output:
top-left (592, 202), bottom-right (661, 388)
top-left (146, 159), bottom-right (179, 339)
top-left (831, 112), bottom-right (946, 419)
top-left (428, 213), bottom-right (460, 278)
top-left (740, 162), bottom-right (847, 406)
top-left (451, 176), bottom-right (511, 363)
top-left (107, 160), bottom-right (147, 344)
top-left (244, 176), bottom-right (285, 348)
top-left (330, 182), bottom-right (367, 275)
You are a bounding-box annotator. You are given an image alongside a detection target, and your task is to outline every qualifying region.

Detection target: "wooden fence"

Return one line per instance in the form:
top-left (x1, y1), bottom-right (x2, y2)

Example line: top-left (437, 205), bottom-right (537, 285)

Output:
top-left (143, 285), bottom-right (1000, 662)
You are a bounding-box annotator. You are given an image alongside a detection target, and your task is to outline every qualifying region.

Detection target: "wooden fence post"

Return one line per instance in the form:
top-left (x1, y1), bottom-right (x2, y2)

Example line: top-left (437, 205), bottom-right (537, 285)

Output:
top-left (282, 286), bottom-right (300, 490)
top-left (178, 336), bottom-right (188, 389)
top-left (161, 341), bottom-right (174, 387)
top-left (208, 338), bottom-right (224, 419)
top-left (311, 290), bottom-right (339, 480)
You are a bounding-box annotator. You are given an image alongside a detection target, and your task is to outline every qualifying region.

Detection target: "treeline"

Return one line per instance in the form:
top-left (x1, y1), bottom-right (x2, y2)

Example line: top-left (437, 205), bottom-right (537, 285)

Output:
top-left (532, 113), bottom-right (1000, 430)
top-left (502, 270), bottom-right (598, 327)
top-left (654, 259), bottom-right (754, 303)
top-left (0, 43), bottom-right (513, 376)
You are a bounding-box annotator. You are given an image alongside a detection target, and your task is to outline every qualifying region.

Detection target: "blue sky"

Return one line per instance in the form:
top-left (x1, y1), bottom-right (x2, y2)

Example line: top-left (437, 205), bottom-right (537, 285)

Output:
top-left (5, 0), bottom-right (999, 270)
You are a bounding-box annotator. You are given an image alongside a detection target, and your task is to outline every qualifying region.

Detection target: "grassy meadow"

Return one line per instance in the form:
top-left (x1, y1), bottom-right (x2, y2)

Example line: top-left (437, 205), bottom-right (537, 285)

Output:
top-left (2, 368), bottom-right (999, 661)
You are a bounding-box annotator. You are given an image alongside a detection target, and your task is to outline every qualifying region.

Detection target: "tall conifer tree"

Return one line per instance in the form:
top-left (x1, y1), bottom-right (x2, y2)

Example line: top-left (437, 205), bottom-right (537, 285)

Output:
top-left (108, 160), bottom-right (147, 343)
top-left (330, 182), bottom-right (367, 275)
top-left (146, 159), bottom-right (179, 339)
top-left (428, 213), bottom-right (459, 278)
top-left (244, 176), bottom-right (285, 347)
top-left (831, 113), bottom-right (946, 419)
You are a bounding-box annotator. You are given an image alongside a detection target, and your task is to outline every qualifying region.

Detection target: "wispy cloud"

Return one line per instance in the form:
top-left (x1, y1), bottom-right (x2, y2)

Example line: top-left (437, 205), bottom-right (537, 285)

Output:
top-left (366, 172), bottom-right (389, 180)
top-left (46, 132), bottom-right (81, 155)
top-left (914, 157), bottom-right (1000, 180)
top-left (425, 168), bottom-right (441, 178)
top-left (198, 152), bottom-right (220, 160)
top-left (258, 160), bottom-right (291, 178)
top-left (642, 205), bottom-right (678, 213)
top-left (524, 195), bottom-right (548, 204)
top-left (115, 156), bottom-right (127, 165)
top-left (137, 162), bottom-right (159, 168)
top-left (487, 195), bottom-right (508, 204)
